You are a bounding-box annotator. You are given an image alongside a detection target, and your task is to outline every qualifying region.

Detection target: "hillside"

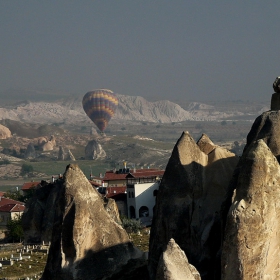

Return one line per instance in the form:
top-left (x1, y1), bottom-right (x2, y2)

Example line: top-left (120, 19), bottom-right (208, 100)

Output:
top-left (0, 93), bottom-right (269, 125)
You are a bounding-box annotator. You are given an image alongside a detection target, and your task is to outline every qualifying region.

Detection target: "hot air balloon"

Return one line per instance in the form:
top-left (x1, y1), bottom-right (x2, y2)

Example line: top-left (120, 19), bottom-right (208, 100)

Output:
top-left (82, 89), bottom-right (118, 132)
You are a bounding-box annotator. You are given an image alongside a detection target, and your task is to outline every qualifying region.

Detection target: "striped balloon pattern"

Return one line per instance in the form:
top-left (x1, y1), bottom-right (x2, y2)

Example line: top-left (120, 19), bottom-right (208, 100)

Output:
top-left (82, 89), bottom-right (118, 132)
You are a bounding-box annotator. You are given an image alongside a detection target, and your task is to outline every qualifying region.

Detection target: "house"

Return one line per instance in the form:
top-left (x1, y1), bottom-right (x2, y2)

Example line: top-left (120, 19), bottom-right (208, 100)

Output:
top-left (21, 181), bottom-right (40, 196)
top-left (126, 171), bottom-right (162, 226)
top-left (91, 168), bottom-right (164, 222)
top-left (0, 197), bottom-right (25, 227)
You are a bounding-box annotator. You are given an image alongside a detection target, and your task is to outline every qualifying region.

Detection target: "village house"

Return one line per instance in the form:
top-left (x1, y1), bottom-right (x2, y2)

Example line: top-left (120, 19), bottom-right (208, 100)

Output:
top-left (0, 196), bottom-right (25, 227)
top-left (91, 167), bottom-right (164, 223)
top-left (21, 181), bottom-right (41, 196)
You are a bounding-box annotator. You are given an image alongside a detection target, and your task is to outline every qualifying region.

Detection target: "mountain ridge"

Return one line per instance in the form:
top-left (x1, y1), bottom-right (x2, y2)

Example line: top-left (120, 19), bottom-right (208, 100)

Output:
top-left (0, 93), bottom-right (266, 125)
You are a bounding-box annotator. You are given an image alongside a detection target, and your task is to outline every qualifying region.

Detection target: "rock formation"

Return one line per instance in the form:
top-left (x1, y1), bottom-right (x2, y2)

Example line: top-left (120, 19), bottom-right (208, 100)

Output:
top-left (197, 133), bottom-right (216, 154)
top-left (24, 143), bottom-right (36, 159)
top-left (37, 136), bottom-right (47, 146)
top-left (41, 141), bottom-right (54, 151)
top-left (156, 238), bottom-right (201, 280)
top-left (271, 77), bottom-right (280, 110)
top-left (244, 110), bottom-right (280, 161)
top-left (148, 132), bottom-right (239, 279)
top-left (29, 164), bottom-right (143, 280)
top-left (85, 139), bottom-right (106, 160)
top-left (0, 124), bottom-right (11, 139)
top-left (22, 181), bottom-right (60, 244)
top-left (221, 140), bottom-right (280, 279)
top-left (58, 146), bottom-right (76, 161)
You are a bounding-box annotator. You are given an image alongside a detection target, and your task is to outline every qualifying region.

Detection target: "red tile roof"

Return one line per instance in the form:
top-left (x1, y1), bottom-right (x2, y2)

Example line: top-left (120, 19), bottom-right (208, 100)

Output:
top-left (0, 197), bottom-right (24, 207)
top-left (21, 181), bottom-right (40, 191)
top-left (0, 203), bottom-right (25, 212)
top-left (102, 169), bottom-right (164, 181)
top-left (106, 186), bottom-right (127, 198)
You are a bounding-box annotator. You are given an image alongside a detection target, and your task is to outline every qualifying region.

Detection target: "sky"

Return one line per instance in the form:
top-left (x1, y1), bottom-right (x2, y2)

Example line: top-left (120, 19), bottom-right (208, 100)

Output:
top-left (0, 1), bottom-right (279, 104)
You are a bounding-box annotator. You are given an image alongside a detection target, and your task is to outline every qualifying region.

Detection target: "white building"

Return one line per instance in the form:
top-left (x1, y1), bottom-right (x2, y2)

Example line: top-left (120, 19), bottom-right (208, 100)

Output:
top-left (126, 175), bottom-right (161, 226)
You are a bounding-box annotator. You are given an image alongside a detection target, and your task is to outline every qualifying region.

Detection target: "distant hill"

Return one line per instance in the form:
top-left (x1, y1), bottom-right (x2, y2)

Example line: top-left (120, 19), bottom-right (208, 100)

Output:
top-left (0, 89), bottom-right (269, 125)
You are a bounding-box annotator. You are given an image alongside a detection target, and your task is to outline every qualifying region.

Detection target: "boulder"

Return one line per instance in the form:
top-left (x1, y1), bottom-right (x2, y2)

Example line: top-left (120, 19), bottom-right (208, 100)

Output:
top-left (156, 238), bottom-right (201, 280)
top-left (41, 164), bottom-right (142, 280)
top-left (148, 131), bottom-right (239, 280)
top-left (221, 140), bottom-right (280, 280)
top-left (0, 124), bottom-right (11, 139)
top-left (85, 139), bottom-right (106, 160)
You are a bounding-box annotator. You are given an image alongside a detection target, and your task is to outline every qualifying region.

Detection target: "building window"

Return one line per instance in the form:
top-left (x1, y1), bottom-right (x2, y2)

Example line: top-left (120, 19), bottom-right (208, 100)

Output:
top-left (128, 192), bottom-right (131, 198)
top-left (131, 192), bottom-right (134, 198)
top-left (139, 206), bottom-right (149, 217)
top-left (153, 190), bottom-right (158, 196)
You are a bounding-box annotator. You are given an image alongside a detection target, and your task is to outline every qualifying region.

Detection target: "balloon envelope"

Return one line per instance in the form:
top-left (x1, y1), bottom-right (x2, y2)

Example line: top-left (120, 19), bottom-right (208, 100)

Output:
top-left (82, 89), bottom-right (118, 132)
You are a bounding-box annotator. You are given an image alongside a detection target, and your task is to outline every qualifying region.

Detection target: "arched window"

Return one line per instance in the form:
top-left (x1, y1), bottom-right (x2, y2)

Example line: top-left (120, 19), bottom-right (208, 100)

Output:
top-left (139, 206), bottom-right (149, 218)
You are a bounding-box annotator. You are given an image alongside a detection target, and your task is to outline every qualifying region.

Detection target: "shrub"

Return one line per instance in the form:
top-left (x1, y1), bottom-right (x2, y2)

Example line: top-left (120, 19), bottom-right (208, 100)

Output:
top-left (6, 215), bottom-right (24, 242)
top-left (21, 163), bottom-right (34, 175)
top-left (121, 217), bottom-right (142, 233)
top-left (0, 159), bottom-right (11, 165)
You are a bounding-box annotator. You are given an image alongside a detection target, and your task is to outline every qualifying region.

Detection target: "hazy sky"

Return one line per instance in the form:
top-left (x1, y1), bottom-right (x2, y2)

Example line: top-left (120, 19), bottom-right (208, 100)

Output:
top-left (0, 1), bottom-right (279, 103)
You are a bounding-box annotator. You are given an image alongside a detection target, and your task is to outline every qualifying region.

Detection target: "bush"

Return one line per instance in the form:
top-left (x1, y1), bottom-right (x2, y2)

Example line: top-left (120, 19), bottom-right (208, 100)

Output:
top-left (121, 217), bottom-right (142, 233)
top-left (6, 215), bottom-right (24, 242)
top-left (21, 163), bottom-right (34, 175)
top-left (0, 159), bottom-right (11, 165)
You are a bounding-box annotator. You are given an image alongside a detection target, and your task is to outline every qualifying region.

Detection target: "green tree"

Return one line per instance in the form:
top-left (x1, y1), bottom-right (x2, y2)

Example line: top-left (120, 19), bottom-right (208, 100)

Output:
top-left (6, 215), bottom-right (24, 242)
top-left (4, 190), bottom-right (24, 202)
top-left (21, 163), bottom-right (34, 175)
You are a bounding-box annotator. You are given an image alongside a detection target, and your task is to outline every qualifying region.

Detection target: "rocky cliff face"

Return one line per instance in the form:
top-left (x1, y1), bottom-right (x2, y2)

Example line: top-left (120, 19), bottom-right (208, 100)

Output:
top-left (221, 140), bottom-right (280, 279)
top-left (41, 164), bottom-right (142, 280)
top-left (148, 132), bottom-right (239, 279)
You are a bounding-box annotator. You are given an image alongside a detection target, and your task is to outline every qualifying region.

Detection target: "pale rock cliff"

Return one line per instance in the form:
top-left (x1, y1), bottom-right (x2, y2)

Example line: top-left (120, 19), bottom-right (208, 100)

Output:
top-left (0, 124), bottom-right (11, 139)
top-left (148, 131), bottom-right (239, 280)
top-left (41, 164), bottom-right (142, 280)
top-left (221, 140), bottom-right (280, 280)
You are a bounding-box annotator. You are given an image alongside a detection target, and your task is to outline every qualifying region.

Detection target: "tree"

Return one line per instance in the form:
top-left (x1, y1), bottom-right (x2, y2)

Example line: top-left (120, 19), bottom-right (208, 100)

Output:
top-left (21, 163), bottom-right (33, 175)
top-left (6, 215), bottom-right (24, 242)
top-left (4, 190), bottom-right (24, 202)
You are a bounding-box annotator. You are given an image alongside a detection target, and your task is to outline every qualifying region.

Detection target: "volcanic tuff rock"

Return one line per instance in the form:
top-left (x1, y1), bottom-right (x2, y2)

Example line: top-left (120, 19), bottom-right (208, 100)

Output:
top-left (41, 164), bottom-right (142, 280)
top-left (85, 139), bottom-right (106, 160)
top-left (156, 238), bottom-right (201, 280)
top-left (0, 124), bottom-right (11, 139)
top-left (221, 140), bottom-right (280, 279)
top-left (58, 146), bottom-right (76, 161)
top-left (244, 110), bottom-right (280, 161)
top-left (24, 143), bottom-right (36, 159)
top-left (148, 131), bottom-right (239, 280)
